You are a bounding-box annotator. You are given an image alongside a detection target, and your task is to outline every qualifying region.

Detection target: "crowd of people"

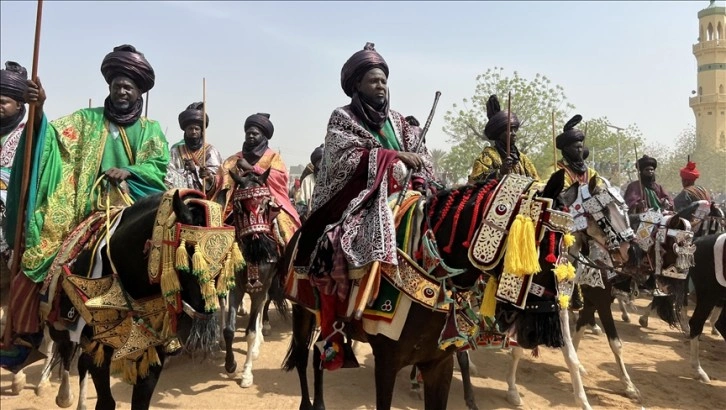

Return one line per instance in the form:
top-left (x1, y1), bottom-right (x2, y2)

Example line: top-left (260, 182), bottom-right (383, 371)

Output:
top-left (0, 41), bottom-right (722, 373)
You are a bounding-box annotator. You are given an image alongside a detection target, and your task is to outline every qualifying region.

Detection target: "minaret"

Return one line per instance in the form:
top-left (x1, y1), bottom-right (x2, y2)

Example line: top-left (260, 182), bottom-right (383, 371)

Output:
top-left (691, 1), bottom-right (726, 157)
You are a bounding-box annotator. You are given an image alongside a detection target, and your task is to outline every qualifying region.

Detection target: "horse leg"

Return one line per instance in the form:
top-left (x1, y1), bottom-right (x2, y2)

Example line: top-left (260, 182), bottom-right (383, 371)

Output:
top-left (558, 309), bottom-right (592, 410)
top-left (130, 348), bottom-right (165, 410)
top-left (224, 287), bottom-right (241, 374)
top-left (617, 296), bottom-right (631, 323)
top-left (262, 299), bottom-right (272, 337)
top-left (240, 289), bottom-right (266, 388)
top-left (283, 303), bottom-right (320, 410)
top-left (715, 305), bottom-right (726, 338)
top-left (76, 351), bottom-right (90, 410)
top-left (35, 326), bottom-right (56, 396)
top-left (596, 298), bottom-right (641, 401)
top-left (409, 365), bottom-right (422, 399)
top-left (456, 351), bottom-right (478, 410)
top-left (54, 336), bottom-right (77, 408)
top-left (86, 347), bottom-right (115, 410)
top-left (709, 306), bottom-right (722, 336)
top-left (418, 355), bottom-right (454, 410)
top-left (689, 300), bottom-right (716, 382)
top-left (372, 344), bottom-right (400, 410)
top-left (639, 300), bottom-right (654, 328)
top-left (505, 346), bottom-right (524, 406)
top-left (573, 289), bottom-right (598, 376)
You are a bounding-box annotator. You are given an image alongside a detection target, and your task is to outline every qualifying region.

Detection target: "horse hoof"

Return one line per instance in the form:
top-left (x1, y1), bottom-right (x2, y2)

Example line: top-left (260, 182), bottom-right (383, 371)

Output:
top-left (56, 394), bottom-right (75, 408)
top-left (77, 405), bottom-right (87, 410)
top-left (35, 379), bottom-right (51, 396)
top-left (11, 372), bottom-right (26, 395)
top-left (638, 316), bottom-right (648, 328)
top-left (240, 376), bottom-right (253, 388)
top-left (711, 328), bottom-right (720, 337)
top-left (409, 385), bottom-right (422, 400)
top-left (696, 371), bottom-right (712, 383)
top-left (262, 322), bottom-right (272, 337)
top-left (621, 313), bottom-right (631, 323)
top-left (506, 389), bottom-right (522, 406)
top-left (591, 324), bottom-right (603, 336)
top-left (225, 361), bottom-right (237, 374)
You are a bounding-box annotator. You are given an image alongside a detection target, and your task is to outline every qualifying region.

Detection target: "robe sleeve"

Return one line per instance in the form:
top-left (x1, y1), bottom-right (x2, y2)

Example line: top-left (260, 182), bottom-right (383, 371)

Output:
top-left (124, 119), bottom-right (170, 199)
top-left (624, 181), bottom-right (642, 210)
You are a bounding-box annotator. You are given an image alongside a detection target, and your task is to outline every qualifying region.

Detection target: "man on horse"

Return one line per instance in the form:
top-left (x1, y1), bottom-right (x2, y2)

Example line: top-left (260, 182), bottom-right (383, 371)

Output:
top-left (0, 61), bottom-right (28, 331)
top-left (216, 112), bottom-right (301, 244)
top-left (674, 160), bottom-right (711, 212)
top-left (552, 115), bottom-right (599, 189)
top-left (296, 144), bottom-right (323, 222)
top-left (288, 41), bottom-right (434, 370)
top-left (165, 102), bottom-right (223, 198)
top-left (624, 155), bottom-right (673, 213)
top-left (3, 44), bottom-right (169, 356)
top-left (468, 94), bottom-right (539, 184)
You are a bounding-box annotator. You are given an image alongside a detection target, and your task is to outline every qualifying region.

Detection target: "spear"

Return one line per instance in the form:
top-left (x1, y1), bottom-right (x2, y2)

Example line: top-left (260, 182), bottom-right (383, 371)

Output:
top-left (506, 91), bottom-right (512, 158)
top-left (202, 77), bottom-right (207, 197)
top-left (144, 91), bottom-right (149, 118)
top-left (5, 0), bottom-right (44, 347)
top-left (551, 111), bottom-right (557, 171)
top-left (88, 98), bottom-right (92, 108)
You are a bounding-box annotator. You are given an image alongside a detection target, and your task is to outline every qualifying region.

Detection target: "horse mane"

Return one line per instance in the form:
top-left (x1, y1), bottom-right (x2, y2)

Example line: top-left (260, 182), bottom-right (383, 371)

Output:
top-left (241, 234), bottom-right (278, 264)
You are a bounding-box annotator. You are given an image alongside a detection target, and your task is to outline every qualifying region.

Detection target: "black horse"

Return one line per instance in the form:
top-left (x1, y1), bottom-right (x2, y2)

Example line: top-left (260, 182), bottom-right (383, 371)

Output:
top-left (46, 189), bottom-right (227, 410)
top-left (282, 172), bottom-right (593, 410)
top-left (221, 169), bottom-right (288, 388)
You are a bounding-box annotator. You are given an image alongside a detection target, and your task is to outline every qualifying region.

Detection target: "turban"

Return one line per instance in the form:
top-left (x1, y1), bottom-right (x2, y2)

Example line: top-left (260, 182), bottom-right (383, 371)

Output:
top-left (244, 113), bottom-right (274, 139)
top-left (637, 155), bottom-right (657, 171)
top-left (310, 144), bottom-right (324, 164)
top-left (556, 115), bottom-right (586, 149)
top-left (582, 146), bottom-right (590, 160)
top-left (680, 161), bottom-right (700, 181)
top-left (0, 61), bottom-right (28, 103)
top-left (405, 115), bottom-right (420, 127)
top-left (340, 42), bottom-right (389, 97)
top-left (100, 44), bottom-right (155, 93)
top-left (178, 102), bottom-right (209, 130)
top-left (483, 94), bottom-right (520, 140)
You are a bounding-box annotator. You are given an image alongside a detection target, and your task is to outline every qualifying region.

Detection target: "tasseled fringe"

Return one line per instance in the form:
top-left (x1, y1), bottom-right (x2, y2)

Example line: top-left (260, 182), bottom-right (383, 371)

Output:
top-left (109, 346), bottom-right (162, 385)
top-left (553, 262), bottom-right (576, 282)
top-left (202, 279), bottom-right (219, 312)
top-left (563, 233), bottom-right (576, 249)
top-left (85, 341), bottom-right (106, 367)
top-left (479, 276), bottom-right (498, 319)
top-left (503, 215), bottom-right (541, 276)
top-left (231, 242), bottom-right (245, 271)
top-left (531, 346), bottom-right (540, 358)
top-left (161, 310), bottom-right (173, 339)
top-left (558, 294), bottom-right (570, 310)
top-left (161, 264), bottom-right (181, 300)
top-left (216, 256), bottom-right (233, 297)
top-left (516, 311), bottom-right (564, 349)
top-left (175, 239), bottom-right (190, 272)
top-left (545, 232), bottom-right (557, 263)
top-left (192, 243), bottom-right (208, 278)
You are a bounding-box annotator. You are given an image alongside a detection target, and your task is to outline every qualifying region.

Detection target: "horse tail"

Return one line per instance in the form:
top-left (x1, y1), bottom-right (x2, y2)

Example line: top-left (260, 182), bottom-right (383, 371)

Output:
top-left (270, 262), bottom-right (289, 321)
top-left (651, 277), bottom-right (687, 329)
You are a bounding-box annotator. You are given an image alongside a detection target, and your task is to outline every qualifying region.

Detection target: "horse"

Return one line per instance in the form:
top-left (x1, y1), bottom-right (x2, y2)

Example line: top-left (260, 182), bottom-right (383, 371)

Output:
top-left (573, 200), bottom-right (697, 402)
top-left (220, 168), bottom-right (288, 388)
top-left (42, 188), bottom-right (237, 410)
top-left (282, 171), bottom-right (594, 410)
top-left (685, 232), bottom-right (726, 383)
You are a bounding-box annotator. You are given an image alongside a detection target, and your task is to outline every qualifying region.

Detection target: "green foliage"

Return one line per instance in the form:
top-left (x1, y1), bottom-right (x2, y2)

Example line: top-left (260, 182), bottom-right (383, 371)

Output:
top-left (442, 67), bottom-right (575, 181)
top-left (439, 135), bottom-right (482, 185)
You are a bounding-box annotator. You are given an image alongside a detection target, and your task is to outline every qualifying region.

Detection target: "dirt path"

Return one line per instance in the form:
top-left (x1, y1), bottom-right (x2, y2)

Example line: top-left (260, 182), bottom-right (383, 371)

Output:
top-left (2, 297), bottom-right (724, 409)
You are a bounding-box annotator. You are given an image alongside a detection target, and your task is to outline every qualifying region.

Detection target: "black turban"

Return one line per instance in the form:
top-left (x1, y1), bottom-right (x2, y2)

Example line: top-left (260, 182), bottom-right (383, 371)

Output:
top-left (340, 42), bottom-right (389, 97)
top-left (405, 115), bottom-right (420, 127)
top-left (100, 44), bottom-right (155, 93)
top-left (244, 113), bottom-right (274, 139)
top-left (310, 144), bottom-right (324, 164)
top-left (178, 102), bottom-right (209, 130)
top-left (0, 61), bottom-right (28, 103)
top-left (555, 115), bottom-right (586, 149)
top-left (637, 155), bottom-right (657, 171)
top-left (483, 94), bottom-right (520, 140)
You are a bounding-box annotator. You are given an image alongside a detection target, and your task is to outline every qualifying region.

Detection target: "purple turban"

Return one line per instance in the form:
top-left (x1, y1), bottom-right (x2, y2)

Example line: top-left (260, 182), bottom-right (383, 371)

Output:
top-left (100, 44), bottom-right (155, 93)
top-left (244, 113), bottom-right (274, 139)
top-left (483, 94), bottom-right (520, 140)
top-left (178, 102), bottom-right (209, 130)
top-left (0, 61), bottom-right (28, 103)
top-left (340, 42), bottom-right (389, 97)
top-left (556, 115), bottom-right (586, 149)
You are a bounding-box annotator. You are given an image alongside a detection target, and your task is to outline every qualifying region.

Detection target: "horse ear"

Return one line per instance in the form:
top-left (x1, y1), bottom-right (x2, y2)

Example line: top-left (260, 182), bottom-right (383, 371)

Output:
top-left (542, 169), bottom-right (566, 200)
top-left (588, 175), bottom-right (598, 194)
top-left (173, 189), bottom-right (194, 225)
top-left (259, 167), bottom-right (272, 185)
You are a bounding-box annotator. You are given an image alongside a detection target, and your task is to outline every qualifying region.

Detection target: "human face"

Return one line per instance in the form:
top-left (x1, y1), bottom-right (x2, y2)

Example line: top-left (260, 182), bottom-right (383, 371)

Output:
top-left (356, 68), bottom-right (388, 107)
top-left (245, 125), bottom-right (265, 147)
top-left (640, 166), bottom-right (656, 179)
top-left (184, 124), bottom-right (204, 151)
top-left (497, 124), bottom-right (518, 144)
top-left (562, 141), bottom-right (584, 161)
top-left (109, 76), bottom-right (140, 111)
top-left (0, 95), bottom-right (22, 120)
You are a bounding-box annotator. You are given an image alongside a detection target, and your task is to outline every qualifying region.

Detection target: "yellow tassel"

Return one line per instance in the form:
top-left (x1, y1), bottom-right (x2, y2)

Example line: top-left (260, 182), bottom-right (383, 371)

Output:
top-left (504, 215), bottom-right (541, 276)
top-left (93, 342), bottom-right (105, 367)
top-left (139, 351), bottom-right (150, 379)
top-left (563, 233), bottom-right (576, 249)
top-left (125, 359), bottom-right (138, 385)
top-left (559, 294), bottom-right (570, 310)
top-left (192, 244), bottom-right (208, 278)
top-left (231, 243), bottom-right (246, 271)
top-left (176, 239), bottom-right (190, 272)
top-left (553, 262), bottom-right (576, 282)
top-left (202, 280), bottom-right (218, 312)
top-left (217, 256), bottom-right (233, 297)
top-left (161, 265), bottom-right (181, 300)
top-left (110, 358), bottom-right (124, 377)
top-left (479, 276), bottom-right (498, 319)
top-left (161, 311), bottom-right (172, 339)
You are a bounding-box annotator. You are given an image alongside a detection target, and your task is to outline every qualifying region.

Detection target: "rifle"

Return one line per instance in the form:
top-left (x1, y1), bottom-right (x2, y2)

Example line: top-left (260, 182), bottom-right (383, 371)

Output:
top-left (353, 91), bottom-right (442, 320)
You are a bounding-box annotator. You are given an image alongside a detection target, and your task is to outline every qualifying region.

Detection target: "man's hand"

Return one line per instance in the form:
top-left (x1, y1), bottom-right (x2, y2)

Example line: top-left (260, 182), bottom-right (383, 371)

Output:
top-left (236, 158), bottom-right (253, 172)
top-left (199, 167), bottom-right (211, 178)
top-left (500, 156), bottom-right (515, 175)
top-left (105, 167), bottom-right (131, 185)
top-left (183, 159), bottom-right (196, 173)
top-left (25, 78), bottom-right (46, 107)
top-left (396, 152), bottom-right (424, 171)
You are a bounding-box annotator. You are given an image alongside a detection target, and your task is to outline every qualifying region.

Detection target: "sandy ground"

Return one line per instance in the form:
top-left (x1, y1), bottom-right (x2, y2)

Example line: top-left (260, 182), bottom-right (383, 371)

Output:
top-left (1, 297), bottom-right (724, 410)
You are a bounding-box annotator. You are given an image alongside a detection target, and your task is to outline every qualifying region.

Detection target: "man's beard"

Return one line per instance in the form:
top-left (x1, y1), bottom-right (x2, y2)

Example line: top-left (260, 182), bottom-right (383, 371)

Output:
top-left (642, 174), bottom-right (656, 187)
top-left (185, 135), bottom-right (204, 151)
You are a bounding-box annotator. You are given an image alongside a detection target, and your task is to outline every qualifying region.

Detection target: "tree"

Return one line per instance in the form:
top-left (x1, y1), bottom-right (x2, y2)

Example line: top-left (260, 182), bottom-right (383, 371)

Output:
top-left (429, 148), bottom-right (448, 179)
top-left (442, 67), bottom-right (575, 181)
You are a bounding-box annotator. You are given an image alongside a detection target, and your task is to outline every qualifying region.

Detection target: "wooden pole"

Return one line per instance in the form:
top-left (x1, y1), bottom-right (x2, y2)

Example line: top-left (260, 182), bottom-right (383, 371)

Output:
top-left (551, 111), bottom-right (557, 171)
top-left (202, 77), bottom-right (207, 197)
top-left (144, 91), bottom-right (149, 118)
top-left (506, 91), bottom-right (512, 158)
top-left (88, 98), bottom-right (92, 108)
top-left (4, 0), bottom-right (44, 347)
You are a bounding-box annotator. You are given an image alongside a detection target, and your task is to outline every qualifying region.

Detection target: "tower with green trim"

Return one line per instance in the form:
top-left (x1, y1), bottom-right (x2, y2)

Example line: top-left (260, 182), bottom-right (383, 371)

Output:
top-left (691, 0), bottom-right (726, 155)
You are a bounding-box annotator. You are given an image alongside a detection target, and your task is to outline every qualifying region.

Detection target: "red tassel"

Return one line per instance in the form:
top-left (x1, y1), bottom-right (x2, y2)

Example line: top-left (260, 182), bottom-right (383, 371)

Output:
top-left (545, 232), bottom-right (557, 263)
top-left (462, 241), bottom-right (470, 248)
